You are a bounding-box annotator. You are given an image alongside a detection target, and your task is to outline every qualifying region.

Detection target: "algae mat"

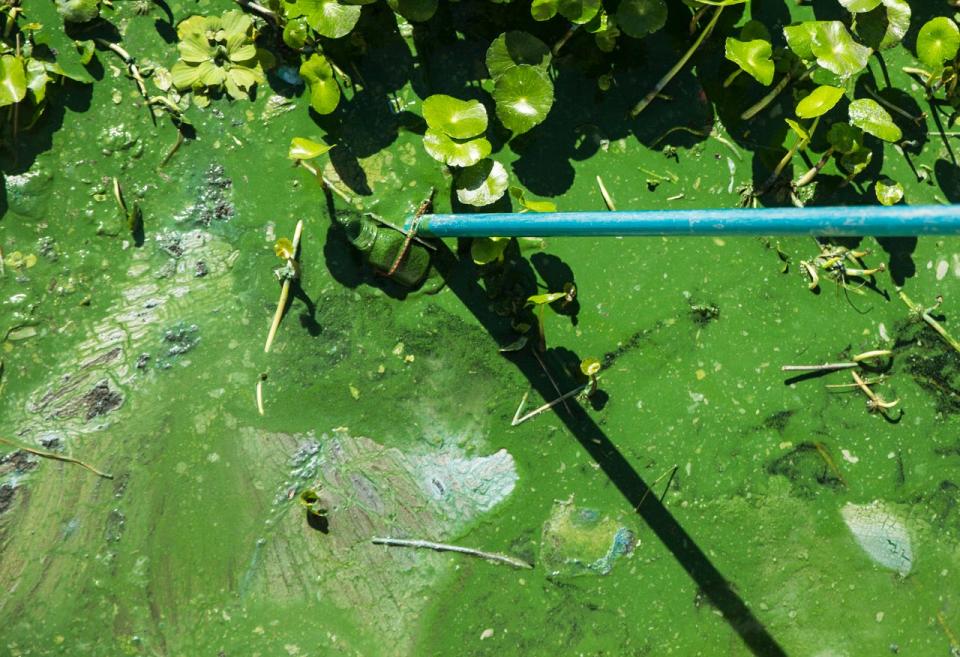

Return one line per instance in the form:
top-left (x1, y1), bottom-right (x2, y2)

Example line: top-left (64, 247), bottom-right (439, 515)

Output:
top-left (4, 1), bottom-right (960, 656)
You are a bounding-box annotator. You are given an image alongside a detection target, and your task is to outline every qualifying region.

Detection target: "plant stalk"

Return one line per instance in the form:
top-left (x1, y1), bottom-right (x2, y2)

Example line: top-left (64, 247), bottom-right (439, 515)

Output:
top-left (264, 220), bottom-right (304, 353)
top-left (740, 67), bottom-right (813, 121)
top-left (371, 537), bottom-right (533, 569)
top-left (0, 436), bottom-right (113, 479)
top-left (631, 6), bottom-right (724, 117)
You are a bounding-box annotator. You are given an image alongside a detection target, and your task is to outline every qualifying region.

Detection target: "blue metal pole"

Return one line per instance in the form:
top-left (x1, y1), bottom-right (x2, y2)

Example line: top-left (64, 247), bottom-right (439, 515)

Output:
top-left (404, 205), bottom-right (960, 237)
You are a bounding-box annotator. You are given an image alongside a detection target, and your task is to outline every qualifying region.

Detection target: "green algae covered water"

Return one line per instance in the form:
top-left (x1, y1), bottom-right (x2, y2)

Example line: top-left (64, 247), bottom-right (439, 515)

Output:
top-left (4, 1), bottom-right (960, 656)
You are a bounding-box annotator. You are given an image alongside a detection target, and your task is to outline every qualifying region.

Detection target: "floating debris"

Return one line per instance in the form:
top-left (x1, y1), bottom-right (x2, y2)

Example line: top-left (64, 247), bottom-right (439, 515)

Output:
top-left (540, 498), bottom-right (636, 577)
top-left (841, 501), bottom-right (912, 576)
top-left (371, 537), bottom-right (532, 569)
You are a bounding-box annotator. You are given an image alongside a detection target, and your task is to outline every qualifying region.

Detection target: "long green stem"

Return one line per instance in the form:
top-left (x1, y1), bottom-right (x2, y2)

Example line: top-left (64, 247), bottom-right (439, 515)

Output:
top-left (631, 6), bottom-right (724, 117)
top-left (740, 67), bottom-right (813, 121)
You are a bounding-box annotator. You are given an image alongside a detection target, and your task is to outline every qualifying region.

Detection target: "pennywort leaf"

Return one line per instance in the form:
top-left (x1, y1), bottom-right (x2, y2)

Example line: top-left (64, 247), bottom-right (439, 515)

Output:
top-left (724, 38), bottom-right (775, 85)
top-left (422, 95), bottom-right (488, 139)
top-left (456, 159), bottom-right (509, 207)
top-left (616, 0), bottom-right (667, 40)
top-left (288, 137), bottom-right (334, 160)
top-left (423, 129), bottom-right (492, 167)
top-left (917, 17), bottom-right (960, 71)
top-left (875, 178), bottom-right (904, 205)
top-left (486, 32), bottom-right (551, 79)
top-left (493, 64), bottom-right (554, 134)
top-left (795, 85), bottom-right (844, 118)
top-left (300, 53), bottom-right (341, 114)
top-left (0, 55), bottom-right (27, 107)
top-left (810, 21), bottom-right (872, 79)
top-left (838, 0), bottom-right (880, 12)
top-left (848, 98), bottom-right (902, 142)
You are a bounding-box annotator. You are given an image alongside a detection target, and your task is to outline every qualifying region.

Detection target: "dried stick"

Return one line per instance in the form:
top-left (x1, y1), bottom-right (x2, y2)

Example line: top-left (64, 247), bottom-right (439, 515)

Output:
top-left (0, 436), bottom-right (113, 479)
top-left (511, 382), bottom-right (590, 426)
top-left (264, 220), bottom-right (303, 353)
top-left (371, 537), bottom-right (533, 569)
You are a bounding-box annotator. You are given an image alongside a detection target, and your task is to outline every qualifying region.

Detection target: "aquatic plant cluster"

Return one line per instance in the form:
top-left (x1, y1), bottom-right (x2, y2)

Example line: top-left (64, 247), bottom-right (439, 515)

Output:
top-left (3, 0), bottom-right (958, 215)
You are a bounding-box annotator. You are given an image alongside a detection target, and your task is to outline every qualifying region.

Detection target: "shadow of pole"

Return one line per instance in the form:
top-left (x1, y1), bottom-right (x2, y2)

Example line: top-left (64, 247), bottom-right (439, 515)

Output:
top-left (431, 243), bottom-right (789, 657)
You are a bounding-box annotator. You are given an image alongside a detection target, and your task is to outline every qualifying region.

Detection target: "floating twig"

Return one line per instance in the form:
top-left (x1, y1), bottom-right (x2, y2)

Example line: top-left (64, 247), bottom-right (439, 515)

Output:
top-left (256, 373), bottom-right (266, 416)
top-left (0, 436), bottom-right (113, 479)
top-left (511, 381), bottom-right (590, 426)
top-left (781, 349), bottom-right (891, 372)
top-left (264, 220), bottom-right (304, 353)
top-left (371, 537), bottom-right (533, 569)
top-left (234, 0), bottom-right (278, 20)
top-left (596, 175), bottom-right (616, 211)
top-left (635, 464), bottom-right (679, 511)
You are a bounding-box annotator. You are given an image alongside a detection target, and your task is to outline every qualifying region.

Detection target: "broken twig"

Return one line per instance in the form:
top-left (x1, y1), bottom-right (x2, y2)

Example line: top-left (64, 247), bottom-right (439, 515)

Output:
top-left (371, 537), bottom-right (533, 569)
top-left (0, 436), bottom-right (113, 479)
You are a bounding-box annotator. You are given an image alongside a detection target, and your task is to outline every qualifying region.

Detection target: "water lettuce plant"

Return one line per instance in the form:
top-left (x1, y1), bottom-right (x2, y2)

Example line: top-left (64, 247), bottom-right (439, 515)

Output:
top-left (170, 10), bottom-right (265, 103)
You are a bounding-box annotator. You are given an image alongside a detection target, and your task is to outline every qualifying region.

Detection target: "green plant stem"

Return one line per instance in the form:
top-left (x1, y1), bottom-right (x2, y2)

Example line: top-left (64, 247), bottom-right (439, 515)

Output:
top-left (740, 67), bottom-right (813, 121)
top-left (0, 436), bottom-right (113, 479)
top-left (898, 290), bottom-right (960, 355)
top-left (631, 6), bottom-right (724, 117)
top-left (794, 147), bottom-right (834, 188)
top-left (234, 0), bottom-right (277, 21)
top-left (264, 220), bottom-right (304, 353)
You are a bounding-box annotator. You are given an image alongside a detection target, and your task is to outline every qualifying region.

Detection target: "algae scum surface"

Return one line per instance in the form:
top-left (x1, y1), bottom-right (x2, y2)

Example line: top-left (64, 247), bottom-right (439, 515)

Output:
top-left (4, 1), bottom-right (960, 656)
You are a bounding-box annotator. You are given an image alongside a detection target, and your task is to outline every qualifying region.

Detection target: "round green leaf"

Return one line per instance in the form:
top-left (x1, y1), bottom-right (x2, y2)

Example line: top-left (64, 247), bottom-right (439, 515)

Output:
top-left (855, 0), bottom-right (910, 51)
top-left (471, 237), bottom-right (510, 265)
top-left (875, 178), bottom-right (904, 205)
top-left (827, 122), bottom-right (864, 154)
top-left (531, 0), bottom-right (558, 21)
top-left (724, 38), bottom-right (775, 86)
top-left (917, 17), bottom-right (960, 71)
top-left (288, 137), bottom-right (334, 160)
top-left (25, 58), bottom-right (48, 104)
top-left (810, 21), bottom-right (872, 79)
top-left (616, 0), bottom-right (667, 40)
top-left (848, 98), bottom-right (902, 142)
top-left (558, 0), bottom-right (601, 25)
top-left (300, 54), bottom-right (341, 114)
top-left (56, 0), bottom-right (100, 23)
top-left (841, 146), bottom-right (872, 176)
top-left (493, 65), bottom-right (554, 135)
top-left (283, 17), bottom-right (310, 50)
top-left (783, 21), bottom-right (823, 61)
top-left (422, 95), bottom-right (488, 140)
top-left (0, 55), bottom-right (27, 107)
top-left (486, 32), bottom-right (551, 80)
top-left (795, 85), bottom-right (844, 118)
top-left (739, 20), bottom-right (771, 43)
top-left (456, 159), bottom-right (509, 207)
top-left (838, 0), bottom-right (880, 12)
top-left (386, 0), bottom-right (438, 22)
top-left (422, 129), bottom-right (492, 167)
top-left (286, 0), bottom-right (361, 39)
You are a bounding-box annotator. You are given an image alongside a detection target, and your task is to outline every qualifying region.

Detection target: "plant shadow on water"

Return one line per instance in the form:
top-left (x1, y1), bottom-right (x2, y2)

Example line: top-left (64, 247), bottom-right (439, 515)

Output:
top-left (430, 243), bottom-right (789, 657)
